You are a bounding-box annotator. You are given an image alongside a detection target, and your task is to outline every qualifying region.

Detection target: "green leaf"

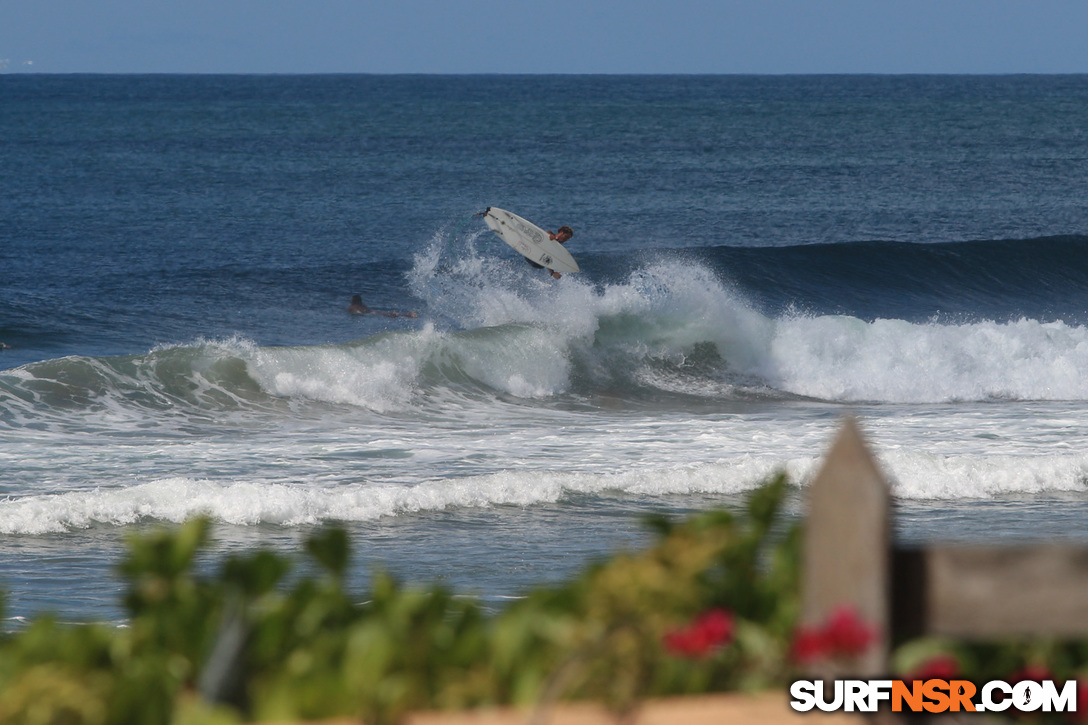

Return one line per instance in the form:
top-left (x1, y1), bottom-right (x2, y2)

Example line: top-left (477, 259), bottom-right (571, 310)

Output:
top-left (305, 527), bottom-right (350, 579)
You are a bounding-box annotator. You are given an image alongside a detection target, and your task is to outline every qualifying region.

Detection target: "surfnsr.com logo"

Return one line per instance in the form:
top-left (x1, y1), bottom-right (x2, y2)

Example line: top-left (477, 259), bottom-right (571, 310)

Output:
top-left (790, 678), bottom-right (1078, 714)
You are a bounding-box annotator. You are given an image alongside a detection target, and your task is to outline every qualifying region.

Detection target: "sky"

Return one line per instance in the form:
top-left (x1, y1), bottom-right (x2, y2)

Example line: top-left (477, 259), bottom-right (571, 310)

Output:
top-left (2, 0), bottom-right (1087, 75)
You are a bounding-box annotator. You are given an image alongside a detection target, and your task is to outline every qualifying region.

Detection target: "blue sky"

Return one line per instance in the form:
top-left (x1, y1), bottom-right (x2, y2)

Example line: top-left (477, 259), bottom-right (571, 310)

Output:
top-left (3, 0), bottom-right (1087, 74)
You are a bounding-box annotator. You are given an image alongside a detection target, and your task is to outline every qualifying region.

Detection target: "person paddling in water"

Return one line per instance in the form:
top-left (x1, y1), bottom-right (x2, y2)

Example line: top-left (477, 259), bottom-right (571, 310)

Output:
top-left (348, 295), bottom-right (418, 318)
top-left (526, 225), bottom-right (574, 279)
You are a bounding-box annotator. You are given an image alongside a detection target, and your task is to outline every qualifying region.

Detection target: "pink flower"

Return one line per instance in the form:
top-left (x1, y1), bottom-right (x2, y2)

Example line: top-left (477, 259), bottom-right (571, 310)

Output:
top-left (790, 605), bottom-right (877, 664)
top-left (663, 608), bottom-right (734, 659)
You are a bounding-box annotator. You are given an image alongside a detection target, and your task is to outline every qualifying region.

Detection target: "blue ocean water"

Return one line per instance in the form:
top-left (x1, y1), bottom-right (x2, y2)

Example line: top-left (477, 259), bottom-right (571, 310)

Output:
top-left (3, 74), bottom-right (1088, 623)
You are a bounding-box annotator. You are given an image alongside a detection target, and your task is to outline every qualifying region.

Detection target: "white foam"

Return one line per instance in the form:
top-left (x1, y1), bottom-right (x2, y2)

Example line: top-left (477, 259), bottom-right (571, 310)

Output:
top-left (0, 460), bottom-right (792, 534)
top-left (6, 441), bottom-right (1084, 534)
top-left (406, 234), bottom-right (1088, 404)
top-left (766, 316), bottom-right (1088, 403)
top-left (882, 450), bottom-right (1088, 499)
top-left (232, 304), bottom-right (1088, 407)
top-left (15, 248), bottom-right (1087, 426)
top-left (248, 338), bottom-right (425, 412)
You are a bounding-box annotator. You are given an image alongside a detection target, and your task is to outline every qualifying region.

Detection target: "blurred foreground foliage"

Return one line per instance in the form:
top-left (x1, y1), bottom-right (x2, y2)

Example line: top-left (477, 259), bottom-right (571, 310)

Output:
top-left (0, 474), bottom-right (800, 724)
top-left (11, 473), bottom-right (1086, 724)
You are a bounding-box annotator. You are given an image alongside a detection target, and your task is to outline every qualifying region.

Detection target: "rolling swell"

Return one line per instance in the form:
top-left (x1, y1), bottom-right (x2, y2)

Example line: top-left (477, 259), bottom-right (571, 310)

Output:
top-left (0, 341), bottom-right (283, 432)
top-left (704, 234), bottom-right (1088, 322)
top-left (8, 234), bottom-right (1088, 428)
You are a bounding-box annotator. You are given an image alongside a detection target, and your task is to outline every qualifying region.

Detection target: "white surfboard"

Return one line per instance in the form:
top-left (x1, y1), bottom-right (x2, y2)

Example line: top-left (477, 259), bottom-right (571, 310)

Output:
top-left (482, 207), bottom-right (579, 275)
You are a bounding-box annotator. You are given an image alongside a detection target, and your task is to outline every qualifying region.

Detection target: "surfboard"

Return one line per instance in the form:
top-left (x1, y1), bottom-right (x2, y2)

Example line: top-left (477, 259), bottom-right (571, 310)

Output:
top-left (482, 207), bottom-right (580, 275)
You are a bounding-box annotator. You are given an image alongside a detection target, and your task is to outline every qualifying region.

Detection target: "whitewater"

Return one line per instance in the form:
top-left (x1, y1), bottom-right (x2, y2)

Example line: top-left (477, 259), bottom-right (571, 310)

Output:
top-left (6, 236), bottom-right (1088, 544)
top-left (5, 73), bottom-right (1088, 622)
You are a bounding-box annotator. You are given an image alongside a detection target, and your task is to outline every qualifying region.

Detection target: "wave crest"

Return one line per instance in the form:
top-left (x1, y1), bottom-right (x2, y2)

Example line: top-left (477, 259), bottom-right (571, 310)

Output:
top-left (8, 240), bottom-right (1088, 430)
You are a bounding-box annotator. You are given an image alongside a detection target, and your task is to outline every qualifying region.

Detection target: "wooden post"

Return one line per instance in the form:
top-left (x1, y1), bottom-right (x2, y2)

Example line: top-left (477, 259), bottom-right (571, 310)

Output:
top-left (801, 417), bottom-right (891, 676)
top-left (893, 546), bottom-right (1088, 639)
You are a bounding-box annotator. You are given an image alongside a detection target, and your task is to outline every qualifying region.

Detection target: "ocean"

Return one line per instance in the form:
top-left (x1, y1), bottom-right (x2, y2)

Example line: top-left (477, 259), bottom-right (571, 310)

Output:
top-left (3, 74), bottom-right (1088, 623)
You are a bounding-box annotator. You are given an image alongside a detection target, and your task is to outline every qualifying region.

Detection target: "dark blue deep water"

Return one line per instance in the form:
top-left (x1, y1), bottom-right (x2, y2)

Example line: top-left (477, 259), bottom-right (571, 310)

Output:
top-left (5, 75), bottom-right (1088, 367)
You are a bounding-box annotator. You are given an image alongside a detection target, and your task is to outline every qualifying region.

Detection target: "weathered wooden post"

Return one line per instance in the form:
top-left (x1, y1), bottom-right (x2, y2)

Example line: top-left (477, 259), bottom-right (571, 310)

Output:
top-left (801, 417), bottom-right (891, 676)
top-left (893, 545), bottom-right (1088, 639)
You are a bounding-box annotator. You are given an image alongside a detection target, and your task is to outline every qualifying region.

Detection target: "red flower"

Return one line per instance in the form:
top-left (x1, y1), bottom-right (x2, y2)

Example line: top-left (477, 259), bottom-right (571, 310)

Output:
top-left (821, 606), bottom-right (876, 657)
top-left (1004, 665), bottom-right (1058, 714)
top-left (1070, 679), bottom-right (1088, 724)
top-left (905, 654), bottom-right (959, 682)
top-left (663, 608), bottom-right (734, 659)
top-left (790, 605), bottom-right (877, 663)
top-left (790, 627), bottom-right (828, 664)
top-left (1011, 664), bottom-right (1054, 684)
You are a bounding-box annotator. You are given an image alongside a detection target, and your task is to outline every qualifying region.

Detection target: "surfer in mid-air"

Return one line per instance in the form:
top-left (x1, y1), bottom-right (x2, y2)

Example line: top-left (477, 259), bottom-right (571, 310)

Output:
top-left (348, 295), bottom-right (418, 318)
top-left (526, 225), bottom-right (574, 279)
top-left (480, 207), bottom-right (579, 278)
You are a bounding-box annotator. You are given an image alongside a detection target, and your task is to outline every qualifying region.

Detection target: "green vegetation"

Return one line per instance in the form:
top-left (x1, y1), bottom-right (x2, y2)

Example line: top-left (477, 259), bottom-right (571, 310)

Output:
top-left (0, 475), bottom-right (797, 724)
top-left (2, 473), bottom-right (1085, 724)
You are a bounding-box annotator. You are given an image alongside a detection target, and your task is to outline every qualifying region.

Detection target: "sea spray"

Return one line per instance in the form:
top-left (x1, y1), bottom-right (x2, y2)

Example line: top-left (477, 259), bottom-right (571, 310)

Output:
top-left (767, 315), bottom-right (1088, 403)
top-left (9, 266), bottom-right (1088, 429)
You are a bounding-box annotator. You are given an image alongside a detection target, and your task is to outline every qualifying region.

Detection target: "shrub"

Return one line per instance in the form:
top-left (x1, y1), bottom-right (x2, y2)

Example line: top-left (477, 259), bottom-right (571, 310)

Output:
top-left (0, 473), bottom-right (801, 723)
